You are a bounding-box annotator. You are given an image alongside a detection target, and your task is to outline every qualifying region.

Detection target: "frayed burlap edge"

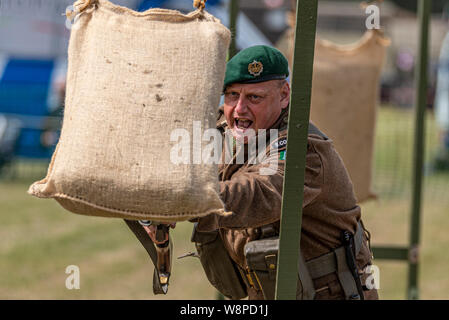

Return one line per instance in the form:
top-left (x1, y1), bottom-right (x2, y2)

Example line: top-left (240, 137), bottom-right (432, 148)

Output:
top-left (86, 0), bottom-right (221, 23)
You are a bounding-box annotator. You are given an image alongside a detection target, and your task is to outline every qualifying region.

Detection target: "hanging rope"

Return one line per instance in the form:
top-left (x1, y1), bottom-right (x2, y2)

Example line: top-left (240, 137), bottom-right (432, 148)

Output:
top-left (65, 0), bottom-right (95, 20)
top-left (193, 0), bottom-right (207, 11)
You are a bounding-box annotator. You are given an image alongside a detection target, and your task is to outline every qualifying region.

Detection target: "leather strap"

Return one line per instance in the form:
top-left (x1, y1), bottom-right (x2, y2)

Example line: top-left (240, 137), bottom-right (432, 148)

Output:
top-left (124, 220), bottom-right (166, 295)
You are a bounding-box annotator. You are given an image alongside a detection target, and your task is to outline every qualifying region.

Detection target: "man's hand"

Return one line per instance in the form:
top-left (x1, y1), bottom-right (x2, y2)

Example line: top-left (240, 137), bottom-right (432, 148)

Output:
top-left (143, 223), bottom-right (176, 245)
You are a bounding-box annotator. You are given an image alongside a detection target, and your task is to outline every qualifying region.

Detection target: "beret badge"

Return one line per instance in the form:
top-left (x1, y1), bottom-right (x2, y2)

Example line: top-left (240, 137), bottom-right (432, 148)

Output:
top-left (248, 60), bottom-right (263, 77)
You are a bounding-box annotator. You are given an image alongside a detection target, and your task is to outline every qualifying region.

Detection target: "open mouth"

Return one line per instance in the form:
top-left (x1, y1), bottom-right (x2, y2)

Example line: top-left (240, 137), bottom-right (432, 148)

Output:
top-left (235, 118), bottom-right (253, 130)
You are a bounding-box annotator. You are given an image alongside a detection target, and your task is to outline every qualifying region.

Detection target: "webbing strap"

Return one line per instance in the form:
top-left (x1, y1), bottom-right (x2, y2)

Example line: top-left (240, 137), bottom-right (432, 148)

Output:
top-left (306, 251), bottom-right (337, 280)
top-left (297, 251), bottom-right (316, 300)
top-left (334, 247), bottom-right (360, 299)
top-left (306, 221), bottom-right (364, 280)
top-left (354, 221), bottom-right (364, 256)
top-left (308, 122), bottom-right (328, 140)
top-left (124, 220), bottom-right (166, 295)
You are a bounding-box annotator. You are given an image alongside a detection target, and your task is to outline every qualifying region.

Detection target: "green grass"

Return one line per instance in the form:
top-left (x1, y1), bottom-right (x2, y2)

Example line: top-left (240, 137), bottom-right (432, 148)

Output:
top-left (1, 106), bottom-right (449, 299)
top-left (0, 182), bottom-right (217, 299)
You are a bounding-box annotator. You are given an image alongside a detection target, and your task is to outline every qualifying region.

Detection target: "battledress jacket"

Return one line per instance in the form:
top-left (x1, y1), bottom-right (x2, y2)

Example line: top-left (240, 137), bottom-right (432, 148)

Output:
top-left (196, 106), bottom-right (378, 300)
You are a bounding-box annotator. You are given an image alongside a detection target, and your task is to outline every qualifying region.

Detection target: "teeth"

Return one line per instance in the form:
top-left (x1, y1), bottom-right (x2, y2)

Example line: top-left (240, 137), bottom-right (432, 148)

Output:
top-left (235, 118), bottom-right (252, 129)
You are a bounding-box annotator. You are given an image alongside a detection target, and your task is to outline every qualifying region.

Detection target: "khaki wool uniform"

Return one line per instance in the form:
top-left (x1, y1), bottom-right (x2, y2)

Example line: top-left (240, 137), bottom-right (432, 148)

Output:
top-left (197, 106), bottom-right (378, 300)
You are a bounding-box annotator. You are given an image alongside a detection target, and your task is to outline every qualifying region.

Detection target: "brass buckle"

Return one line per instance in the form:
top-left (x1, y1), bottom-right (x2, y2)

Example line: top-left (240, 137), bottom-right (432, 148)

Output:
top-left (245, 268), bottom-right (262, 291)
top-left (246, 271), bottom-right (256, 288)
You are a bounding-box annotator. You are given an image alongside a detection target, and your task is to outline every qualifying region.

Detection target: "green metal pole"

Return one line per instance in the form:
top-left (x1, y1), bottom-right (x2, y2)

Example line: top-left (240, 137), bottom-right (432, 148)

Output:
top-left (408, 0), bottom-right (431, 300)
top-left (275, 0), bottom-right (318, 300)
top-left (228, 0), bottom-right (239, 59)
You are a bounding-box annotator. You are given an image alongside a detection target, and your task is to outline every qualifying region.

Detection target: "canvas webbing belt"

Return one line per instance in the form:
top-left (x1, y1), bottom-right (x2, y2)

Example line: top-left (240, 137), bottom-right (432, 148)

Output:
top-left (240, 221), bottom-right (365, 300)
top-left (306, 221), bottom-right (364, 280)
top-left (305, 221), bottom-right (365, 299)
top-left (124, 220), bottom-right (166, 295)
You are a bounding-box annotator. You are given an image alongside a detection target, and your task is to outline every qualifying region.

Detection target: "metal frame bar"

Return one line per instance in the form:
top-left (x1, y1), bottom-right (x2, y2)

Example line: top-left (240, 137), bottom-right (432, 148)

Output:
top-left (228, 0), bottom-right (239, 59)
top-left (275, 0), bottom-right (318, 300)
top-left (369, 0), bottom-right (430, 300)
top-left (408, 0), bottom-right (430, 300)
top-left (371, 246), bottom-right (410, 261)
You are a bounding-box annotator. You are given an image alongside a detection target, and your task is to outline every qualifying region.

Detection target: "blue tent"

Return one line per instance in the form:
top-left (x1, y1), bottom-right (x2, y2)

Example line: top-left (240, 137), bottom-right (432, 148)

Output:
top-left (0, 58), bottom-right (56, 159)
top-left (138, 0), bottom-right (221, 11)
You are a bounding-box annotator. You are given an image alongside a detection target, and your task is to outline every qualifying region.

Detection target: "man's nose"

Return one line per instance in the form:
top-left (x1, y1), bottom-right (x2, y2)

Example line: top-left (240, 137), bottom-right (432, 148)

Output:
top-left (234, 96), bottom-right (248, 114)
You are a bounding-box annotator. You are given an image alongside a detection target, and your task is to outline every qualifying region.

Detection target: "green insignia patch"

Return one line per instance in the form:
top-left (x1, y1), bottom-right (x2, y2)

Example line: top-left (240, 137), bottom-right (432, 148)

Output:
top-left (279, 150), bottom-right (286, 161)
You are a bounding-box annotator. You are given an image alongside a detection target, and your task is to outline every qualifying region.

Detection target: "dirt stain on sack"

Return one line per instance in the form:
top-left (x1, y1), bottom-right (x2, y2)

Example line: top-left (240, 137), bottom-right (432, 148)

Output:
top-left (143, 70), bottom-right (152, 74)
top-left (155, 94), bottom-right (163, 102)
top-left (156, 83), bottom-right (163, 88)
top-left (106, 59), bottom-right (112, 64)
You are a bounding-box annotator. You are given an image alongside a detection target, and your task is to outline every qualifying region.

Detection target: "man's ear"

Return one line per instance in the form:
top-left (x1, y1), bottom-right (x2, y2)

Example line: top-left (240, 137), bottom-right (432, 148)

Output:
top-left (280, 81), bottom-right (290, 109)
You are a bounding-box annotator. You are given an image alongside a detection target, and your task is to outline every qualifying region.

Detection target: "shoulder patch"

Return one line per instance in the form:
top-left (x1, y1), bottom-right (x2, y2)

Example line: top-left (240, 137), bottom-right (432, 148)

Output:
top-left (279, 150), bottom-right (286, 161)
top-left (272, 137), bottom-right (287, 149)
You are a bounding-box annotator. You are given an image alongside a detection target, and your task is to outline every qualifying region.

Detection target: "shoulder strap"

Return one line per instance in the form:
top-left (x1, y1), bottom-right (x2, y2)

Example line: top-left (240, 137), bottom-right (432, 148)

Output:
top-left (124, 220), bottom-right (166, 295)
top-left (308, 123), bottom-right (328, 140)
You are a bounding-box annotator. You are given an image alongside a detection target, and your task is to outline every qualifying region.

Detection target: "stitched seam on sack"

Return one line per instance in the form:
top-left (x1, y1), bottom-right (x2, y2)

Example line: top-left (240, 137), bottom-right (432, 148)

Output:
top-left (52, 192), bottom-right (225, 218)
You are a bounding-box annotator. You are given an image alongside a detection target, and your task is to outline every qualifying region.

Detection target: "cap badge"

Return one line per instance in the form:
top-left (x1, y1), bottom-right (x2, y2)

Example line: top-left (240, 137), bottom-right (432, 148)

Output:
top-left (248, 60), bottom-right (263, 77)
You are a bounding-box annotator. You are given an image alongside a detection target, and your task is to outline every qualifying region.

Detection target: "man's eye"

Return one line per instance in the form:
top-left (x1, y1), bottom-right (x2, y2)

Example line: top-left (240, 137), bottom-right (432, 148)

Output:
top-left (249, 95), bottom-right (262, 101)
top-left (226, 92), bottom-right (238, 97)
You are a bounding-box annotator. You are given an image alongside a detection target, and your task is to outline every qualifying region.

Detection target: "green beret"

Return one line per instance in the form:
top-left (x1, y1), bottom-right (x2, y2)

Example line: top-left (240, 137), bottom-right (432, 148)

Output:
top-left (223, 45), bottom-right (289, 89)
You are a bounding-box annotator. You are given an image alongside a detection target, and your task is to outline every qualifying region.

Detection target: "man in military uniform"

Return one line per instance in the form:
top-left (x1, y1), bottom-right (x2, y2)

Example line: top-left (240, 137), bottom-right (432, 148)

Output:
top-left (141, 45), bottom-right (378, 300)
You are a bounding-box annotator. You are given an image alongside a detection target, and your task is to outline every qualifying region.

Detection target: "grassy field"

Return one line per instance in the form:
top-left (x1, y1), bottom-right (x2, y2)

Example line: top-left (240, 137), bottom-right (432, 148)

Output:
top-left (1, 106), bottom-right (448, 299)
top-left (0, 181), bottom-right (217, 299)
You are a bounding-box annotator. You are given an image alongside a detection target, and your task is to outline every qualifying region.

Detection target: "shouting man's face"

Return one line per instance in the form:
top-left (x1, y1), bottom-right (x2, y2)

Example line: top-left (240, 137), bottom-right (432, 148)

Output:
top-left (223, 80), bottom-right (290, 142)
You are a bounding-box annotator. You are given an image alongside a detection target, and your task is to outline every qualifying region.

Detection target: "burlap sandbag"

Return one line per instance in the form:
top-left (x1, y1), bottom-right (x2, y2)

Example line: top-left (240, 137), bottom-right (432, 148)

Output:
top-left (28, 0), bottom-right (230, 222)
top-left (279, 25), bottom-right (389, 202)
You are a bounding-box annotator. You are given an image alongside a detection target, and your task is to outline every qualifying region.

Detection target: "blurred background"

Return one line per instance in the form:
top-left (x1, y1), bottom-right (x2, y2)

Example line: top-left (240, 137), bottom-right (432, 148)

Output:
top-left (1, 0), bottom-right (449, 299)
